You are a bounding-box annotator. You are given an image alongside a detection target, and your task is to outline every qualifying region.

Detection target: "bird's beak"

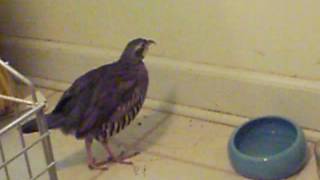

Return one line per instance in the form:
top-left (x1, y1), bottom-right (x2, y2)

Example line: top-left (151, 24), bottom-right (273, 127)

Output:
top-left (142, 40), bottom-right (156, 57)
top-left (147, 40), bottom-right (156, 46)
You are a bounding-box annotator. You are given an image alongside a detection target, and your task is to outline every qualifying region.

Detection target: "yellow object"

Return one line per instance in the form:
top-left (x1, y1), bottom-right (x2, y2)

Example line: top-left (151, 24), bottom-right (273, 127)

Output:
top-left (0, 66), bottom-right (15, 115)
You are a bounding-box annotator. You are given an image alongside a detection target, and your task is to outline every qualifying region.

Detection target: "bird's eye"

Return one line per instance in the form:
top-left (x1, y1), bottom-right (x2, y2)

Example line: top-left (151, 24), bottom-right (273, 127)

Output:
top-left (134, 44), bottom-right (145, 57)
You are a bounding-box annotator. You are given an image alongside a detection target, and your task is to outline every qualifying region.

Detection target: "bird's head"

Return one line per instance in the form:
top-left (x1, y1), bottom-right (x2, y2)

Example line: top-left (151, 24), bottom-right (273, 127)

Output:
top-left (120, 38), bottom-right (156, 64)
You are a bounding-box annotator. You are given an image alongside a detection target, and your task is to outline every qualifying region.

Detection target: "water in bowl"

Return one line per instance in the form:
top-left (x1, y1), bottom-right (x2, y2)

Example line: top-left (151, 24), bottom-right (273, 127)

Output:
top-left (235, 118), bottom-right (297, 157)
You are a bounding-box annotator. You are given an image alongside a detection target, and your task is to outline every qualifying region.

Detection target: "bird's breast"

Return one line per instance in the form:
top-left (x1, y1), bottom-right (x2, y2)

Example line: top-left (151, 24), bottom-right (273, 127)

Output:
top-left (96, 94), bottom-right (145, 141)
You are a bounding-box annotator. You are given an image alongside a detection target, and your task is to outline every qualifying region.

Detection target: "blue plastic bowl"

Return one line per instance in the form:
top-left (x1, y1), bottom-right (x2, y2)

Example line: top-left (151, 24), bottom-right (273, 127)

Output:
top-left (228, 116), bottom-right (308, 180)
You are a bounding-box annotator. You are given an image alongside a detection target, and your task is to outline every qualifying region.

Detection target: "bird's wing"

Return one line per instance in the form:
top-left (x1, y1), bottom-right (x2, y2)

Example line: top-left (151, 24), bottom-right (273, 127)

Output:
top-left (52, 67), bottom-right (102, 114)
top-left (75, 71), bottom-right (143, 137)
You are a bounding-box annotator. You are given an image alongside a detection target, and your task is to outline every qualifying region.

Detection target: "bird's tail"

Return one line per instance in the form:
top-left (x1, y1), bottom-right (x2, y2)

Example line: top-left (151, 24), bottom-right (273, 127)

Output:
top-left (22, 114), bottom-right (66, 133)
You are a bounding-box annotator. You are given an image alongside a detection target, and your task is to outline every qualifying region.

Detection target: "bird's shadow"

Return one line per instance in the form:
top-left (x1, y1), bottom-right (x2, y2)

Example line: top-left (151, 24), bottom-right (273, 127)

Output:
top-left (56, 89), bottom-right (176, 170)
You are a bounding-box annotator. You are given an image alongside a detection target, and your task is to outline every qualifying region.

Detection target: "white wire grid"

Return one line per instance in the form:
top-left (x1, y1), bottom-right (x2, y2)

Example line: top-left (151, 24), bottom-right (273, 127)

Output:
top-left (0, 58), bottom-right (58, 180)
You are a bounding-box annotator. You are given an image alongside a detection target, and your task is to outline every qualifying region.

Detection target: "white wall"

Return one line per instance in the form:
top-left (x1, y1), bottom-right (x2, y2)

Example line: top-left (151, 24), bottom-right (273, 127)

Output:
top-left (1, 1), bottom-right (320, 79)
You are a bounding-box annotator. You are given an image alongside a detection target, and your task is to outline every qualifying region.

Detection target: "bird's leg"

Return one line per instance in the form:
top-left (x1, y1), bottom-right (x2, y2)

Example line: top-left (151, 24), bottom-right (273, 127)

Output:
top-left (85, 137), bottom-right (96, 168)
top-left (102, 141), bottom-right (138, 165)
top-left (85, 137), bottom-right (108, 170)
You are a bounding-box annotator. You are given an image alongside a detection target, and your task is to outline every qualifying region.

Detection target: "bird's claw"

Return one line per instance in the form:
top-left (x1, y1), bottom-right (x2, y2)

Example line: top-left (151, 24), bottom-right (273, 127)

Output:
top-left (87, 158), bottom-right (109, 170)
top-left (109, 151), bottom-right (140, 165)
top-left (94, 151), bottom-right (140, 166)
top-left (87, 151), bottom-right (140, 170)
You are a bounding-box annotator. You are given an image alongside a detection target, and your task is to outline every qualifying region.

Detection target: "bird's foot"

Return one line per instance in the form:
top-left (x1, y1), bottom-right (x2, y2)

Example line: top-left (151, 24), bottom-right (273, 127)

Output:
top-left (95, 151), bottom-right (140, 166)
top-left (87, 157), bottom-right (109, 170)
top-left (110, 151), bottom-right (140, 165)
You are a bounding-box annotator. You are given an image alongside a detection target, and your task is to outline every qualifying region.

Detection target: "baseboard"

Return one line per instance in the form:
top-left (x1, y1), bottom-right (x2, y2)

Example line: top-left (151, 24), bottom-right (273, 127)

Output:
top-left (17, 76), bottom-right (320, 141)
top-left (1, 35), bottom-right (320, 131)
top-left (19, 79), bottom-right (320, 142)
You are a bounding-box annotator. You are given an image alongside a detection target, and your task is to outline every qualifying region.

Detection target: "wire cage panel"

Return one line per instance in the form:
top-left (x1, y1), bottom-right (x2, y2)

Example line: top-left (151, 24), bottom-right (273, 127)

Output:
top-left (0, 58), bottom-right (58, 180)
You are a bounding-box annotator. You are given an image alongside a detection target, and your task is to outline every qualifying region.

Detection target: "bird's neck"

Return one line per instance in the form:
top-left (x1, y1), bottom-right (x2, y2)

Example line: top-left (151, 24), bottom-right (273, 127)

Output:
top-left (118, 56), bottom-right (143, 65)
